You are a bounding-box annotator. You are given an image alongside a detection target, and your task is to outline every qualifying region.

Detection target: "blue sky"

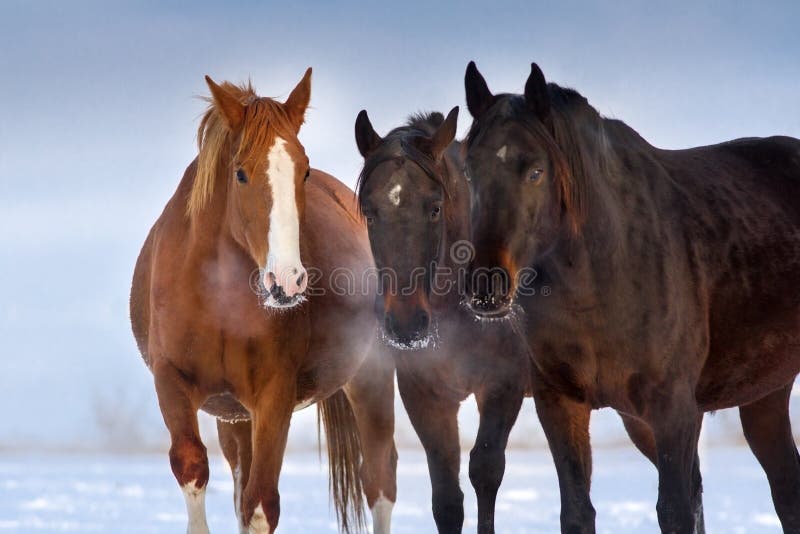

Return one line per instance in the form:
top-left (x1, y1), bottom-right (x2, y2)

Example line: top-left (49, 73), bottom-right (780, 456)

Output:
top-left (0, 0), bottom-right (798, 448)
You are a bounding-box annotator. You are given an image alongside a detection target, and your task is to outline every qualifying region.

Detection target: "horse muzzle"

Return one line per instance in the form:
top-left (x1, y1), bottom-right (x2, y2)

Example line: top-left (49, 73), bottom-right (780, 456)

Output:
top-left (384, 309), bottom-right (430, 347)
top-left (381, 293), bottom-right (433, 350)
top-left (262, 263), bottom-right (308, 309)
top-left (467, 293), bottom-right (513, 318)
top-left (466, 263), bottom-right (514, 318)
top-left (263, 283), bottom-right (305, 309)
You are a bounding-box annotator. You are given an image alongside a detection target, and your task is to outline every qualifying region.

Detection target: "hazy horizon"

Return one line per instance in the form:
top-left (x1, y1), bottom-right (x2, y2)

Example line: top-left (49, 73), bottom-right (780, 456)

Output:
top-left (1, 0), bottom-right (799, 449)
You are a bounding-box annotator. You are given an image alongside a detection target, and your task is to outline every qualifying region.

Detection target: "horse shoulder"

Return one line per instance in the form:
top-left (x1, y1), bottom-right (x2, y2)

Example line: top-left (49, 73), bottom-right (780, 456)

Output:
top-left (303, 171), bottom-right (371, 285)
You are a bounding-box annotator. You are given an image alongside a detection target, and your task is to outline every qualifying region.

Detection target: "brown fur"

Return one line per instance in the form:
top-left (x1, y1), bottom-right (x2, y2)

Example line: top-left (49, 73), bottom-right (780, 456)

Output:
top-left (464, 61), bottom-right (800, 533)
top-left (355, 109), bottom-right (660, 533)
top-left (190, 81), bottom-right (301, 216)
top-left (131, 72), bottom-right (395, 532)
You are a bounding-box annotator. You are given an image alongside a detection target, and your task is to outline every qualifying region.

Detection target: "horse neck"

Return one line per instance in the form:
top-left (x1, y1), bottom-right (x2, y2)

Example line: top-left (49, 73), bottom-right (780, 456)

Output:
top-left (552, 119), bottom-right (625, 272)
top-left (547, 117), bottom-right (655, 286)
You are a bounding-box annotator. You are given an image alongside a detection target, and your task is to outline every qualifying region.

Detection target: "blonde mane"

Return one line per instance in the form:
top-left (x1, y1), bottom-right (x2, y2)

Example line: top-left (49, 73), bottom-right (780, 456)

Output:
top-left (188, 81), bottom-right (299, 216)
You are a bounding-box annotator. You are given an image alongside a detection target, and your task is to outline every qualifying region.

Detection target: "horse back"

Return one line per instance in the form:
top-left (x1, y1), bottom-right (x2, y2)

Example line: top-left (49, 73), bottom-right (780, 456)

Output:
top-left (662, 136), bottom-right (800, 406)
top-left (660, 135), bottom-right (800, 258)
top-left (680, 135), bottom-right (800, 203)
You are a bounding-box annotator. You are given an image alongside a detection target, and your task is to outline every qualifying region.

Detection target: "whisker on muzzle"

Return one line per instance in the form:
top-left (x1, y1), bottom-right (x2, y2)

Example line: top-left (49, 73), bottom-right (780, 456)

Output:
top-left (249, 268), bottom-right (308, 312)
top-left (377, 319), bottom-right (440, 351)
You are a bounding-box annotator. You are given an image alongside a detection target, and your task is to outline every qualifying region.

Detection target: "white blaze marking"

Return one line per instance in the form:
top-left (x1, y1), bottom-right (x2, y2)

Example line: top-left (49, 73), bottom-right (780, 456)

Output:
top-left (371, 491), bottom-right (394, 534)
top-left (181, 479), bottom-right (210, 534)
top-left (496, 145), bottom-right (508, 162)
top-left (232, 465), bottom-right (248, 534)
top-left (264, 136), bottom-right (306, 297)
top-left (388, 183), bottom-right (402, 206)
top-left (250, 503), bottom-right (271, 534)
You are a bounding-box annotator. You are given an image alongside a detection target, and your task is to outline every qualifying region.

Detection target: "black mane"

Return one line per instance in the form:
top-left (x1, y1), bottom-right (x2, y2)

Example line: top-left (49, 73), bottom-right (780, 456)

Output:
top-left (465, 84), bottom-right (591, 147)
top-left (466, 83), bottom-right (609, 233)
top-left (406, 111), bottom-right (445, 135)
top-left (356, 111), bottom-right (452, 200)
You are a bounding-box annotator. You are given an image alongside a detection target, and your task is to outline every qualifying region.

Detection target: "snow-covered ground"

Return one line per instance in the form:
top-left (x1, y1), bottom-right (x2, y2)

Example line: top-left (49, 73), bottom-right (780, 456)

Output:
top-left (0, 446), bottom-right (783, 533)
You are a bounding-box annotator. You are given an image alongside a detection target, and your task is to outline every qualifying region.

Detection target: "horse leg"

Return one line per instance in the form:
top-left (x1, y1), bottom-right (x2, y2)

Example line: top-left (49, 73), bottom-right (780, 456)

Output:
top-left (470, 381), bottom-right (525, 534)
top-left (344, 349), bottom-right (397, 534)
top-left (217, 419), bottom-right (253, 533)
top-left (153, 359), bottom-right (210, 534)
top-left (620, 413), bottom-right (705, 534)
top-left (647, 384), bottom-right (701, 534)
top-left (533, 384), bottom-right (595, 534)
top-left (241, 376), bottom-right (296, 534)
top-left (739, 382), bottom-right (800, 531)
top-left (397, 369), bottom-right (464, 533)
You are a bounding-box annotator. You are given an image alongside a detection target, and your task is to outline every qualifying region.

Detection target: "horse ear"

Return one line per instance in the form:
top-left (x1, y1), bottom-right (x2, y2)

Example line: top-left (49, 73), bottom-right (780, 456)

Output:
top-left (205, 75), bottom-right (245, 130)
top-left (524, 63), bottom-right (550, 119)
top-left (429, 106), bottom-right (459, 160)
top-left (465, 61), bottom-right (494, 119)
top-left (284, 67), bottom-right (312, 133)
top-left (354, 110), bottom-right (382, 158)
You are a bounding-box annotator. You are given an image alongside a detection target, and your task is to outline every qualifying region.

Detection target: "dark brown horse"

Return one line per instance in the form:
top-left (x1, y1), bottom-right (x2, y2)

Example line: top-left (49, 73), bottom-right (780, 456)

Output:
top-left (130, 70), bottom-right (397, 533)
top-left (354, 107), bottom-right (529, 534)
top-left (463, 61), bottom-right (800, 533)
top-left (354, 108), bottom-right (660, 533)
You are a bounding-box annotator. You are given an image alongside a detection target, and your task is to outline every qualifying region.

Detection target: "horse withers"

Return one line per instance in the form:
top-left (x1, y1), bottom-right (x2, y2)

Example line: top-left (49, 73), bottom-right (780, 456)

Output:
top-left (463, 61), bottom-right (800, 533)
top-left (130, 70), bottom-right (396, 533)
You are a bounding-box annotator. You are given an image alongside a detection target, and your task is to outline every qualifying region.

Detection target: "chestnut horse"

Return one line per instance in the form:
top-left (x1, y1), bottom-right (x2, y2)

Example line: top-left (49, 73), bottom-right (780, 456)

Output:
top-left (354, 108), bottom-right (664, 533)
top-left (130, 70), bottom-right (397, 533)
top-left (463, 61), bottom-right (800, 533)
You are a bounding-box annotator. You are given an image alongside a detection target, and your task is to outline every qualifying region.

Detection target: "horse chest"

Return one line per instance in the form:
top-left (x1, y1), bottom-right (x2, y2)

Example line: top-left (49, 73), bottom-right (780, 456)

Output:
top-left (525, 297), bottom-right (653, 409)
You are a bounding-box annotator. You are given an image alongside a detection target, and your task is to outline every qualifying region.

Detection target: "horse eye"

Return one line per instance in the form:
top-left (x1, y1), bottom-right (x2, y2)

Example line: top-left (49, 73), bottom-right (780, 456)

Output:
top-left (304, 168), bottom-right (310, 182)
top-left (365, 215), bottom-right (375, 225)
top-left (236, 169), bottom-right (248, 184)
top-left (430, 205), bottom-right (442, 220)
top-left (529, 169), bottom-right (544, 182)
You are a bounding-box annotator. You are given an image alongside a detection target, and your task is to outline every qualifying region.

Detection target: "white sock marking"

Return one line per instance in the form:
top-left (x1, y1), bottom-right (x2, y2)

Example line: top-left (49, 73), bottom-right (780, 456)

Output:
top-left (388, 183), bottom-right (402, 206)
top-left (231, 464), bottom-right (249, 534)
top-left (181, 479), bottom-right (210, 534)
top-left (250, 503), bottom-right (271, 534)
top-left (371, 491), bottom-right (394, 534)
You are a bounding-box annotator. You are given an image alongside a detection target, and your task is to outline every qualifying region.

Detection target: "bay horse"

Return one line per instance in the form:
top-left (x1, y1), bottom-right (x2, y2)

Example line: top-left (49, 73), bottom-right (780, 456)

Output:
top-left (130, 70), bottom-right (397, 534)
top-left (354, 108), bottom-right (663, 533)
top-left (463, 61), bottom-right (800, 533)
top-left (354, 107), bottom-right (530, 533)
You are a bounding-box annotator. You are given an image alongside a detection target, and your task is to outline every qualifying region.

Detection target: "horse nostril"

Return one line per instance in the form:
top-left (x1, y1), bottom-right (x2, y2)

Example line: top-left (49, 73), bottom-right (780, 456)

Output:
top-left (296, 271), bottom-right (306, 288)
top-left (270, 283), bottom-right (286, 301)
top-left (265, 271), bottom-right (277, 288)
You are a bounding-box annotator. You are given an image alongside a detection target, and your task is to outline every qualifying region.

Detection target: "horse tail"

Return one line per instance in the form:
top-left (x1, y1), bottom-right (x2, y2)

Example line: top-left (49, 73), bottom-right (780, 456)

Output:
top-left (317, 389), bottom-right (365, 533)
